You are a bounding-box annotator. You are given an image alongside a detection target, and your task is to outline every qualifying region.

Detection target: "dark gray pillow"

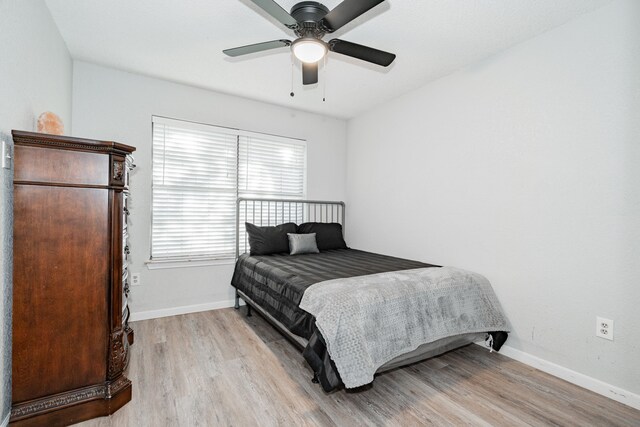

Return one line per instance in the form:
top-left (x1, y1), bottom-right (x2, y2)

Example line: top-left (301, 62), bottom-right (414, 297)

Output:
top-left (296, 222), bottom-right (347, 251)
top-left (288, 233), bottom-right (319, 255)
top-left (245, 222), bottom-right (297, 255)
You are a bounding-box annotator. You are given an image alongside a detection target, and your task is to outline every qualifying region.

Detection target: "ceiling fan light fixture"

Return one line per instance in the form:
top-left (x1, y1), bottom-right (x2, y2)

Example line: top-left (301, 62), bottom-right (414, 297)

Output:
top-left (223, 0), bottom-right (396, 86)
top-left (291, 38), bottom-right (327, 63)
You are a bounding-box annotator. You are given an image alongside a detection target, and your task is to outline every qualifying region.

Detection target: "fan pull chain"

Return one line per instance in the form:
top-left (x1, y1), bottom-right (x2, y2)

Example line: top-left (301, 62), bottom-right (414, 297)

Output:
top-left (322, 55), bottom-right (327, 102)
top-left (290, 58), bottom-right (295, 97)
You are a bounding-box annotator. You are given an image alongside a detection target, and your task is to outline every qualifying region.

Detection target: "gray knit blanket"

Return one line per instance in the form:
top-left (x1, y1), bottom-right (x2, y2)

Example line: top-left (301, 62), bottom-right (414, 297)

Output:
top-left (299, 266), bottom-right (510, 388)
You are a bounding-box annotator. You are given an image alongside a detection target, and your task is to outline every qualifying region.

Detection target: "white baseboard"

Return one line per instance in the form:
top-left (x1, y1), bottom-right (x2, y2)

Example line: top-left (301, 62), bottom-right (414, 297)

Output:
top-left (129, 299), bottom-right (243, 322)
top-left (483, 343), bottom-right (640, 411)
top-left (1, 412), bottom-right (10, 427)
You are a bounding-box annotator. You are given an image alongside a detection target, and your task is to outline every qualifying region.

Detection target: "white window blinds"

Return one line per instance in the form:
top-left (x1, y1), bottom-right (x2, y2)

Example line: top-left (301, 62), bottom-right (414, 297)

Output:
top-left (151, 116), bottom-right (306, 261)
top-left (238, 135), bottom-right (307, 199)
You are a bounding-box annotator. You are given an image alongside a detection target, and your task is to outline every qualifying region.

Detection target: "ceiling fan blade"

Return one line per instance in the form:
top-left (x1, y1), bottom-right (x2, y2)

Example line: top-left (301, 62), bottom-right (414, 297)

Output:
top-left (223, 39), bottom-right (291, 57)
top-left (321, 0), bottom-right (384, 32)
top-left (302, 62), bottom-right (318, 85)
top-left (329, 39), bottom-right (395, 66)
top-left (248, 0), bottom-right (298, 28)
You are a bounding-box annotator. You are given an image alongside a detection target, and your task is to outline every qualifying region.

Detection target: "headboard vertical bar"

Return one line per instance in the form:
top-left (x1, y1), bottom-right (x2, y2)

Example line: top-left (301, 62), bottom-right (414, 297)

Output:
top-left (236, 199), bottom-right (240, 258)
top-left (244, 201), bottom-right (248, 254)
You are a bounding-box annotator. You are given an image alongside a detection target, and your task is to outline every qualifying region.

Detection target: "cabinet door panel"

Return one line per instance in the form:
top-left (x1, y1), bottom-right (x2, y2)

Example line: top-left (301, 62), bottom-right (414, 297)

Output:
top-left (12, 185), bottom-right (109, 402)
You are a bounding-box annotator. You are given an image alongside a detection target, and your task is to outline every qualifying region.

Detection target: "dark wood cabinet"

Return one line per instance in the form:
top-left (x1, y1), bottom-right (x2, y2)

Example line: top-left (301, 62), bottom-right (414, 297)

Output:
top-left (10, 130), bottom-right (135, 426)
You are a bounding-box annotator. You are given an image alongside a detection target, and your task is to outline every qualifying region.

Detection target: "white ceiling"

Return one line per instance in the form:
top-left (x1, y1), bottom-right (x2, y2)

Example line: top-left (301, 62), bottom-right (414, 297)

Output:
top-left (45, 0), bottom-right (610, 119)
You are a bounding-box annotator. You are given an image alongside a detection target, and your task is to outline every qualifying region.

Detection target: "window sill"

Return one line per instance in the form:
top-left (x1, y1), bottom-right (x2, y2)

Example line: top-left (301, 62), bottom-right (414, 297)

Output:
top-left (145, 258), bottom-right (236, 270)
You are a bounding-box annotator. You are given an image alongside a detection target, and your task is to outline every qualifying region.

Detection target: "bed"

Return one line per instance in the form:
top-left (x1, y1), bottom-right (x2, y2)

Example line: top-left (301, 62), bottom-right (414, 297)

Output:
top-left (231, 198), bottom-right (509, 392)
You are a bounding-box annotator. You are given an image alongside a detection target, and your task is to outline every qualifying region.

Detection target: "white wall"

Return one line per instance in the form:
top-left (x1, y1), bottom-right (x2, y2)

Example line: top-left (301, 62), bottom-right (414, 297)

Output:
top-left (346, 0), bottom-right (640, 397)
top-left (0, 1), bottom-right (72, 423)
top-left (71, 61), bottom-right (347, 316)
top-left (0, 0), bottom-right (72, 133)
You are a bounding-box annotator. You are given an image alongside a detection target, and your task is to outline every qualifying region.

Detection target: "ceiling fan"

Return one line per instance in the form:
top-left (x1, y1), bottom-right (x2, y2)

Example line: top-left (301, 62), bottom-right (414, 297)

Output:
top-left (223, 0), bottom-right (396, 85)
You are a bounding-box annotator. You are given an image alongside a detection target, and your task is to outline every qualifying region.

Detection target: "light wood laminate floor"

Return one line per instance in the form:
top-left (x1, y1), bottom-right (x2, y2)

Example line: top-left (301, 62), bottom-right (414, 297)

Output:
top-left (78, 308), bottom-right (640, 427)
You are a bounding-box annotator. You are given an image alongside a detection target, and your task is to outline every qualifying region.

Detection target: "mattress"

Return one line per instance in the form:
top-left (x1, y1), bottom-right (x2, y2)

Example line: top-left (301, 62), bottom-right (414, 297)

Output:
top-left (230, 248), bottom-right (437, 339)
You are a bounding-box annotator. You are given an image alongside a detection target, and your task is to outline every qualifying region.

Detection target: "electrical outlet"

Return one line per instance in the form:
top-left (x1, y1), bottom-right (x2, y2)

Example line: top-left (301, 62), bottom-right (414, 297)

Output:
top-left (596, 317), bottom-right (613, 341)
top-left (131, 273), bottom-right (141, 286)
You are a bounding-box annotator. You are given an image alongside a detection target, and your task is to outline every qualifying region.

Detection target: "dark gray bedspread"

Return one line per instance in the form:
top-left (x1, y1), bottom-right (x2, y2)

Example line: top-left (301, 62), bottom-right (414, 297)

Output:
top-left (230, 249), bottom-right (437, 339)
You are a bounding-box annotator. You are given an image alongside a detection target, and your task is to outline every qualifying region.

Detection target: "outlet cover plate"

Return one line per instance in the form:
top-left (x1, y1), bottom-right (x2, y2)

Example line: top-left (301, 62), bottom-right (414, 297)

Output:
top-left (132, 273), bottom-right (141, 286)
top-left (596, 316), bottom-right (613, 341)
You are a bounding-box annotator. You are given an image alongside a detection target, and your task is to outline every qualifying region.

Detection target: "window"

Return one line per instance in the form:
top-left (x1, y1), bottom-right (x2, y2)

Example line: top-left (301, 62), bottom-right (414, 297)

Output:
top-left (151, 116), bottom-right (306, 261)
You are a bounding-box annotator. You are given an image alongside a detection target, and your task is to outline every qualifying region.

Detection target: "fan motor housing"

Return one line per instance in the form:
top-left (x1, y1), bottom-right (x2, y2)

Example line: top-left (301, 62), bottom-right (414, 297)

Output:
top-left (290, 2), bottom-right (329, 23)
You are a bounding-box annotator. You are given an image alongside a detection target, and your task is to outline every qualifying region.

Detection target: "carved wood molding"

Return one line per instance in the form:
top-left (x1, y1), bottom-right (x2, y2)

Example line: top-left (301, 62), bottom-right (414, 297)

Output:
top-left (15, 137), bottom-right (115, 152)
top-left (11, 377), bottom-right (132, 420)
top-left (108, 329), bottom-right (127, 379)
top-left (11, 385), bottom-right (106, 418)
top-left (11, 130), bottom-right (135, 155)
top-left (113, 160), bottom-right (125, 180)
top-left (107, 376), bottom-right (132, 399)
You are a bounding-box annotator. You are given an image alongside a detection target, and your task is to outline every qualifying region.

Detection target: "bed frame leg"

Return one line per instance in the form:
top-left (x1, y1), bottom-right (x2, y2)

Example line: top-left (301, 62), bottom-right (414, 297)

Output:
top-left (246, 304), bottom-right (252, 317)
top-left (234, 290), bottom-right (240, 309)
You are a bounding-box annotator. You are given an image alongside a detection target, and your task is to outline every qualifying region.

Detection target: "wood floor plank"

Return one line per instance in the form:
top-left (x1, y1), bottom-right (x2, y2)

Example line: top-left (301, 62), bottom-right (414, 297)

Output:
top-left (76, 308), bottom-right (640, 426)
top-left (450, 346), bottom-right (640, 426)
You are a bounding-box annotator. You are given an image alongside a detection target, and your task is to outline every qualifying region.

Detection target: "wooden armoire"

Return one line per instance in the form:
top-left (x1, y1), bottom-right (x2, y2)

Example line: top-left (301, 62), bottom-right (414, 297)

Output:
top-left (10, 130), bottom-right (135, 426)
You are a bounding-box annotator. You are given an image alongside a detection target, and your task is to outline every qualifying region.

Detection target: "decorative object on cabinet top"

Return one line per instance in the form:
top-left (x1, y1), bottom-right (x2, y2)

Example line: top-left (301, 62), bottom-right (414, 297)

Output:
top-left (36, 112), bottom-right (65, 135)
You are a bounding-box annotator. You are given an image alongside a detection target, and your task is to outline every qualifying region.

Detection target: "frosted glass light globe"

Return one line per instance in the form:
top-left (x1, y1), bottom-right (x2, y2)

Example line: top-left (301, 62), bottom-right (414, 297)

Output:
top-left (292, 38), bottom-right (327, 63)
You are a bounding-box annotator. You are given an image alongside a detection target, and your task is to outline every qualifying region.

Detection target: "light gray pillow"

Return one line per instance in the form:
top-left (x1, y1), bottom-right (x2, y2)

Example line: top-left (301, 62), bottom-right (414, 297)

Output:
top-left (287, 233), bottom-right (319, 255)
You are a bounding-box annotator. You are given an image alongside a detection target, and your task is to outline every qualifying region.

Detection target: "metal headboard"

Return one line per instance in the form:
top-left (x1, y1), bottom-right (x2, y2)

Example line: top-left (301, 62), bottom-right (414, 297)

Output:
top-left (236, 197), bottom-right (346, 257)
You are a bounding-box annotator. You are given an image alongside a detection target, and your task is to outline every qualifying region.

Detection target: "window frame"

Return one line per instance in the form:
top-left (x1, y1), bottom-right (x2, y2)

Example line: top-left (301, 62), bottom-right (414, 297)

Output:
top-left (148, 115), bottom-right (307, 266)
